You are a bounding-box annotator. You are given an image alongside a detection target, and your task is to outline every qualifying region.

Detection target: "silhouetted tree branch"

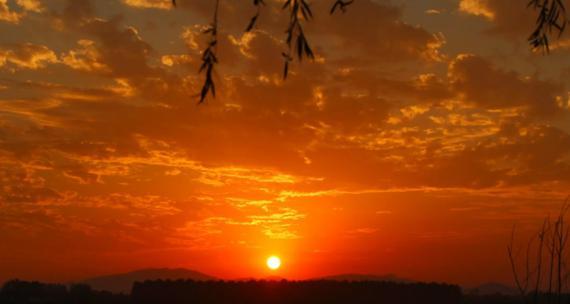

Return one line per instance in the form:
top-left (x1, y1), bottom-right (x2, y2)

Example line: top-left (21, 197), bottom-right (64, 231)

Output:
top-left (509, 199), bottom-right (570, 304)
top-left (282, 0), bottom-right (315, 80)
top-left (172, 0), bottom-right (353, 103)
top-left (508, 225), bottom-right (531, 303)
top-left (172, 1), bottom-right (566, 103)
top-left (533, 218), bottom-right (548, 304)
top-left (245, 0), bottom-right (265, 32)
top-left (528, 0), bottom-right (567, 52)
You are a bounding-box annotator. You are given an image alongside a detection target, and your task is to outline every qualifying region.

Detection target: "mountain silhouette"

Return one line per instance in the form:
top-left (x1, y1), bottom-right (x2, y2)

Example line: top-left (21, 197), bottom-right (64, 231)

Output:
top-left (316, 273), bottom-right (412, 283)
top-left (81, 268), bottom-right (217, 293)
top-left (466, 282), bottom-right (518, 296)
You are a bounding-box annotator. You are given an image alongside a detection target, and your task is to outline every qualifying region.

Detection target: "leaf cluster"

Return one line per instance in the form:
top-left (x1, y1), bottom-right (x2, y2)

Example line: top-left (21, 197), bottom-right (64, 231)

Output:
top-left (528, 0), bottom-right (568, 52)
top-left (282, 0), bottom-right (315, 79)
top-left (172, 1), bottom-right (354, 103)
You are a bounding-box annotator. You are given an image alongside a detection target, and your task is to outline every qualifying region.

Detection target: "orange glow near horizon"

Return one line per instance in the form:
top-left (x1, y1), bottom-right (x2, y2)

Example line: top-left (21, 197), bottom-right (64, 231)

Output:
top-left (0, 0), bottom-right (569, 289)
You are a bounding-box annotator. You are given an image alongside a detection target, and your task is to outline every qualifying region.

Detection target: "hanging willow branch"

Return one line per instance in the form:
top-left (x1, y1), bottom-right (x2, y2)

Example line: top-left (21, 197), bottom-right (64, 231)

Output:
top-left (197, 0), bottom-right (220, 103)
top-left (245, 0), bottom-right (265, 32)
top-left (330, 0), bottom-right (354, 14)
top-left (172, 0), bottom-right (355, 102)
top-left (170, 1), bottom-right (570, 102)
top-left (282, 0), bottom-right (315, 80)
top-left (528, 0), bottom-right (568, 52)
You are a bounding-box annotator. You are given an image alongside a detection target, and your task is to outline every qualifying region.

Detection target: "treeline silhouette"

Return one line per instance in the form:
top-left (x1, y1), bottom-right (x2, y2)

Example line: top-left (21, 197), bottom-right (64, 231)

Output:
top-left (1, 278), bottom-right (556, 304)
top-left (463, 293), bottom-right (570, 304)
top-left (132, 280), bottom-right (461, 304)
top-left (0, 280), bottom-right (128, 304)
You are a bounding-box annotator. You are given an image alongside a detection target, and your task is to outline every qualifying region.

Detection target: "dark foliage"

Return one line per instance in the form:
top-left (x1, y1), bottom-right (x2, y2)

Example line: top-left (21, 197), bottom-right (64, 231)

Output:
top-left (464, 292), bottom-right (570, 304)
top-left (281, 0), bottom-right (315, 80)
top-left (330, 0), bottom-right (354, 14)
top-left (463, 294), bottom-right (525, 304)
top-left (197, 0), bottom-right (220, 103)
top-left (0, 280), bottom-right (128, 304)
top-left (7, 278), bottom-right (570, 304)
top-left (245, 0), bottom-right (265, 32)
top-left (528, 0), bottom-right (567, 52)
top-left (131, 279), bottom-right (462, 304)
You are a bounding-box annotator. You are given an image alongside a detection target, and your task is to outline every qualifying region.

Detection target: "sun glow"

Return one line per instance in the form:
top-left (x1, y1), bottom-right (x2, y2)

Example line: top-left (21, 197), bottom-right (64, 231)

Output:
top-left (266, 256), bottom-right (281, 270)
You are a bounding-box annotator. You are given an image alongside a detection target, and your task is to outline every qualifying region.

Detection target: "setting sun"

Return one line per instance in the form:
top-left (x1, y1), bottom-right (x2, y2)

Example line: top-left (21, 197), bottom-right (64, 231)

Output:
top-left (266, 256), bottom-right (281, 270)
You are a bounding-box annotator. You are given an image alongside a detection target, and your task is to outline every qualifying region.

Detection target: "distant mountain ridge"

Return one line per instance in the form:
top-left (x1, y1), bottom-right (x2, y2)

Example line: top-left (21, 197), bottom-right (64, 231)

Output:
top-left (80, 268), bottom-right (515, 296)
top-left (80, 270), bottom-right (413, 294)
top-left (466, 282), bottom-right (518, 296)
top-left (81, 268), bottom-right (217, 294)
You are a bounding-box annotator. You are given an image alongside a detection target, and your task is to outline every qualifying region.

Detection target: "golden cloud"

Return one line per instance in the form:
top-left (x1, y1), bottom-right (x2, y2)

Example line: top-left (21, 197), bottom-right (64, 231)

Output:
top-left (16, 0), bottom-right (42, 13)
top-left (0, 0), bottom-right (21, 23)
top-left (121, 0), bottom-right (172, 10)
top-left (459, 0), bottom-right (494, 19)
top-left (0, 43), bottom-right (57, 70)
top-left (61, 40), bottom-right (110, 73)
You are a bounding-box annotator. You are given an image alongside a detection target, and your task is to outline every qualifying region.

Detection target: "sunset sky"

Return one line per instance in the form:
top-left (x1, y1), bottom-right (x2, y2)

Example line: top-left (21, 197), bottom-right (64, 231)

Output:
top-left (1, 0), bottom-right (570, 287)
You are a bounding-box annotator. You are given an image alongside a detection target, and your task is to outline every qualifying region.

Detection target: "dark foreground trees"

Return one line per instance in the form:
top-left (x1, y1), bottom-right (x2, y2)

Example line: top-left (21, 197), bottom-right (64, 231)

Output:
top-left (1, 278), bottom-right (549, 304)
top-left (131, 280), bottom-right (461, 304)
top-left (0, 280), bottom-right (128, 304)
top-left (508, 202), bottom-right (570, 304)
top-left (1, 279), bottom-right (463, 304)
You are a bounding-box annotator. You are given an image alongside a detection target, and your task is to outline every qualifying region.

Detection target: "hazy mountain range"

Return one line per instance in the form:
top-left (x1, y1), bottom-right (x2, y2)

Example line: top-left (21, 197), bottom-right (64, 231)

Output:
top-left (77, 268), bottom-right (517, 295)
top-left (464, 282), bottom-right (518, 296)
top-left (81, 268), bottom-right (216, 293)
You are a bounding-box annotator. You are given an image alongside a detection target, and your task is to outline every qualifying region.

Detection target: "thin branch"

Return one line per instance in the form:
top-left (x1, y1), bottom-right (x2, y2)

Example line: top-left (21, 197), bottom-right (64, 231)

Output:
top-left (245, 0), bottom-right (265, 32)
top-left (197, 0), bottom-right (221, 103)
top-left (528, 0), bottom-right (568, 52)
top-left (508, 225), bottom-right (530, 303)
top-left (330, 0), bottom-right (354, 14)
top-left (282, 0), bottom-right (315, 80)
top-left (534, 217), bottom-right (549, 304)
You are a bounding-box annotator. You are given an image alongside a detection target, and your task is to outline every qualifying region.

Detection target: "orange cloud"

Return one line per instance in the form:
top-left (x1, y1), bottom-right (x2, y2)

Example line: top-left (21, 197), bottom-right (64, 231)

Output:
top-left (457, 0), bottom-right (535, 40)
top-left (0, 43), bottom-right (57, 70)
top-left (121, 0), bottom-right (172, 10)
top-left (61, 40), bottom-right (110, 73)
top-left (449, 54), bottom-right (563, 116)
top-left (16, 0), bottom-right (42, 13)
top-left (0, 0), bottom-right (21, 23)
top-left (459, 0), bottom-right (494, 19)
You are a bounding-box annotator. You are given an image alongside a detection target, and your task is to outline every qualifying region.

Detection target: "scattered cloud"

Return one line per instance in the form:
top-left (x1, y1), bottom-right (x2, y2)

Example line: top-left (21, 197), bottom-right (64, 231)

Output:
top-left (449, 53), bottom-right (563, 116)
top-left (121, 0), bottom-right (172, 10)
top-left (459, 0), bottom-right (494, 19)
top-left (0, 0), bottom-right (21, 23)
top-left (0, 43), bottom-right (57, 70)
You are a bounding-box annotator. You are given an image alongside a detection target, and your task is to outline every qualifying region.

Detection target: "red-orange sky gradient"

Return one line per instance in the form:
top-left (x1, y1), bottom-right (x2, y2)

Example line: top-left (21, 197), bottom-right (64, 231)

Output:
top-left (1, 0), bottom-right (570, 287)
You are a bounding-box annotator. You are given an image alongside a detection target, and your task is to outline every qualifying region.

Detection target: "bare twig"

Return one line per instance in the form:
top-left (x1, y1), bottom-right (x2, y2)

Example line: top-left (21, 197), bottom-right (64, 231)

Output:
top-left (534, 218), bottom-right (549, 304)
top-left (508, 225), bottom-right (530, 303)
top-left (508, 200), bottom-right (570, 304)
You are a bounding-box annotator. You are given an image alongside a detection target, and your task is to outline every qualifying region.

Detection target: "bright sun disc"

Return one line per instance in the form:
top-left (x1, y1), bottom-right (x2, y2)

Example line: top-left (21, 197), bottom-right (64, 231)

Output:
top-left (266, 256), bottom-right (281, 270)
